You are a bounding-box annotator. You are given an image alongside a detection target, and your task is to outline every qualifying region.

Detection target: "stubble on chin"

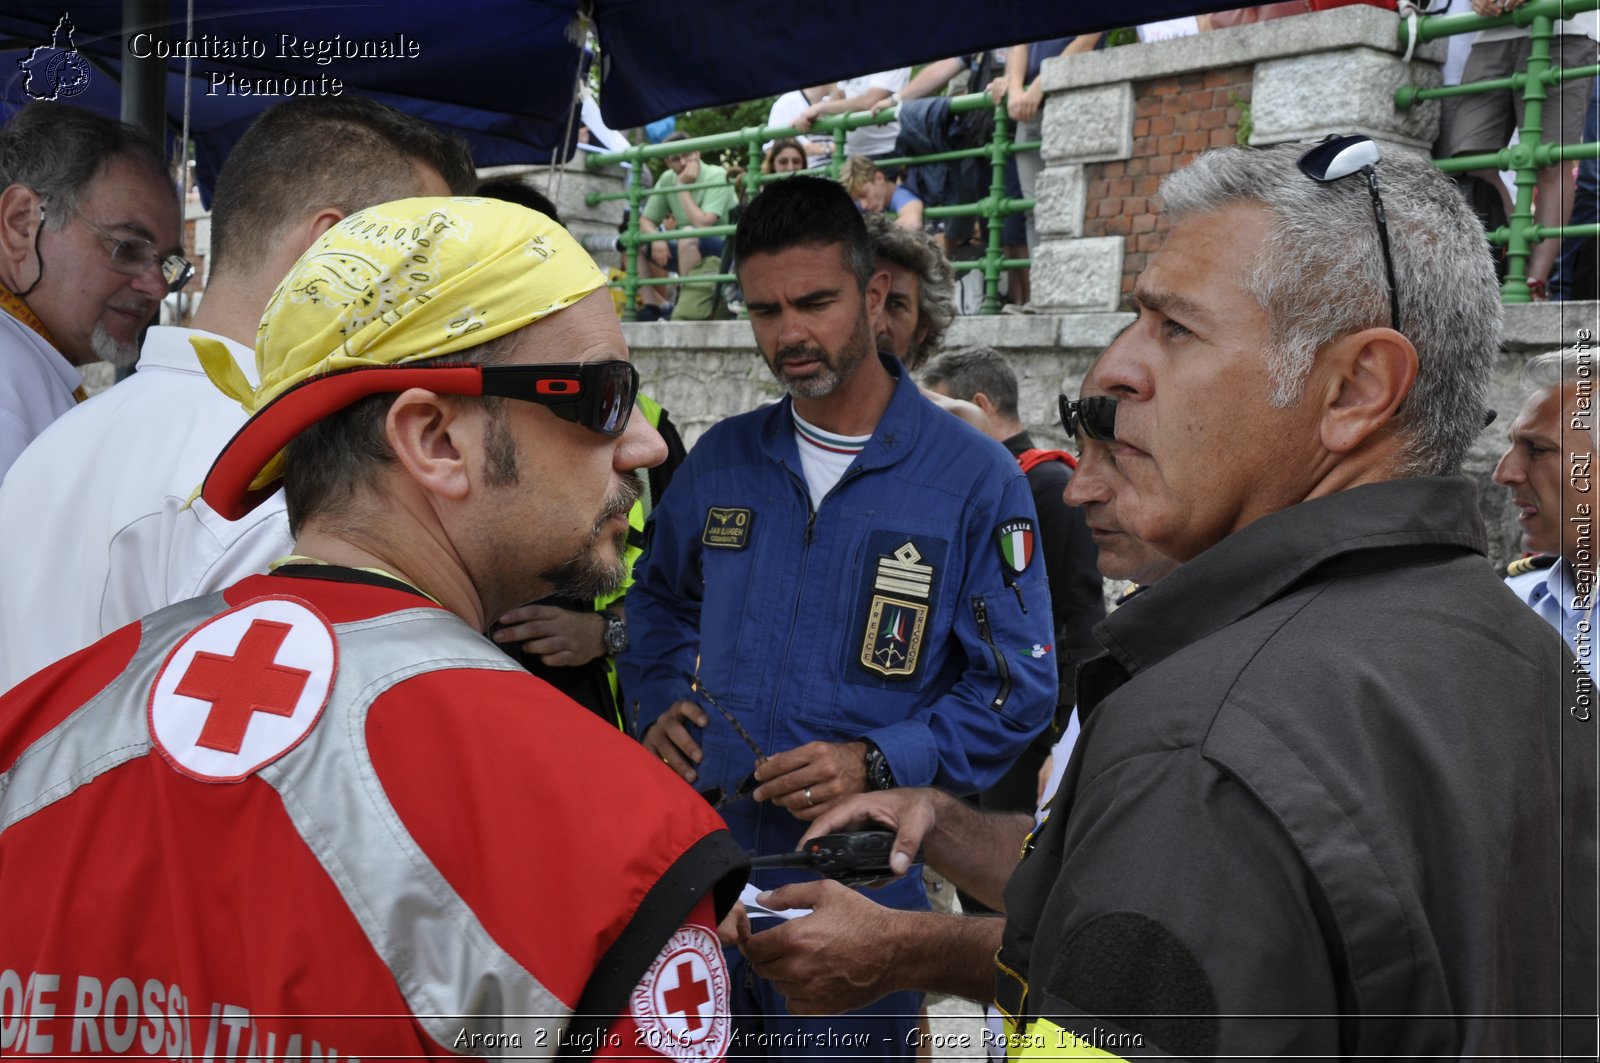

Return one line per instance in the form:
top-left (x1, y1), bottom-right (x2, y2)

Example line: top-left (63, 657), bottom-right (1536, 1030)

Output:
top-left (766, 312), bottom-right (875, 401)
top-left (539, 472), bottom-right (645, 600)
top-left (90, 322), bottom-right (141, 369)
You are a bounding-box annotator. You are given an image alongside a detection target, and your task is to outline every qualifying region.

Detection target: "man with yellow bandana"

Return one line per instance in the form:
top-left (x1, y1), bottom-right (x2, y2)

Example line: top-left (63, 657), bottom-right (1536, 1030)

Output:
top-left (0, 197), bottom-right (745, 1056)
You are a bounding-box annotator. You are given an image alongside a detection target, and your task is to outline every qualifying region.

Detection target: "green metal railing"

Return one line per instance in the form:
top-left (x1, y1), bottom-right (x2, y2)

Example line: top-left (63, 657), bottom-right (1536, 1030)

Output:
top-left (1397, 0), bottom-right (1600, 301)
top-left (584, 91), bottom-right (1038, 318)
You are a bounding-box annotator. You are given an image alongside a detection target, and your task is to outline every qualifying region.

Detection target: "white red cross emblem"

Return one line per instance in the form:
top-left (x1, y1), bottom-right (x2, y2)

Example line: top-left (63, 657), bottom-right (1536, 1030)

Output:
top-left (629, 925), bottom-right (730, 1060)
top-left (148, 596), bottom-right (337, 783)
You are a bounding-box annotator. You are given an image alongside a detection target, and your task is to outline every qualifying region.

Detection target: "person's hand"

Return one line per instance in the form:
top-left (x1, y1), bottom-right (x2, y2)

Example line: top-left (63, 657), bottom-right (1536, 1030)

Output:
top-left (1472, 0), bottom-right (1522, 14)
top-left (1036, 753), bottom-right (1055, 807)
top-left (641, 699), bottom-right (707, 783)
top-left (868, 95), bottom-right (897, 116)
top-left (678, 155), bottom-right (701, 184)
top-left (492, 604), bottom-right (605, 667)
top-left (741, 881), bottom-right (903, 1014)
top-left (798, 789), bottom-right (939, 878)
top-left (793, 104), bottom-right (822, 133)
top-left (1008, 83), bottom-right (1043, 125)
top-left (649, 239), bottom-right (669, 268)
top-left (751, 740), bottom-right (867, 818)
top-left (984, 75), bottom-right (1008, 104)
top-left (717, 901), bottom-right (752, 948)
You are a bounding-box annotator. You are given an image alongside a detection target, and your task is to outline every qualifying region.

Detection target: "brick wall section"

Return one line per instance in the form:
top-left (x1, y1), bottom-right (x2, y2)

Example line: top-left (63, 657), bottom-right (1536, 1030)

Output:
top-left (1082, 64), bottom-right (1254, 303)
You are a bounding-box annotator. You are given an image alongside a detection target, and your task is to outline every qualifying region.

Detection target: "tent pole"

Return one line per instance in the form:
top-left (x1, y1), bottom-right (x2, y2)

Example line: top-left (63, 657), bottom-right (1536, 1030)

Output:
top-left (120, 0), bottom-right (167, 144)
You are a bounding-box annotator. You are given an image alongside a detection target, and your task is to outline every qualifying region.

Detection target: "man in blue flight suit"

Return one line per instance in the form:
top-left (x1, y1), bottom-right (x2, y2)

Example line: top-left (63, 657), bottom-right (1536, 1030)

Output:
top-left (623, 175), bottom-right (1054, 1059)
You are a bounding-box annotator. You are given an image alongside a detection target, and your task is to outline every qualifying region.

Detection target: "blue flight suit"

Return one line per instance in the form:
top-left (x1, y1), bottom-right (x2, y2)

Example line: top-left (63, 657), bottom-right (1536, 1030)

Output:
top-left (625, 355), bottom-right (1055, 1059)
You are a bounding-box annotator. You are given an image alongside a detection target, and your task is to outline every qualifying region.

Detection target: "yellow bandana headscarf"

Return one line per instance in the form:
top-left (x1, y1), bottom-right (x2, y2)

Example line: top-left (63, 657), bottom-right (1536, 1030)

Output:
top-left (192, 196), bottom-right (607, 497)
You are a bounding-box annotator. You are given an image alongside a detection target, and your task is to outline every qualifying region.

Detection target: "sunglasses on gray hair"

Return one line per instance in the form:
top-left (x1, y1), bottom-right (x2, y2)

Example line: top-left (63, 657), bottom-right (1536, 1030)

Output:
top-left (1296, 134), bottom-right (1400, 332)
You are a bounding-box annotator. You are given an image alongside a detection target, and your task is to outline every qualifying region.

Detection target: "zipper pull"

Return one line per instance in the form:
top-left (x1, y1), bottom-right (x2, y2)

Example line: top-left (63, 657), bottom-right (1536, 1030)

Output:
top-left (805, 510), bottom-right (816, 543)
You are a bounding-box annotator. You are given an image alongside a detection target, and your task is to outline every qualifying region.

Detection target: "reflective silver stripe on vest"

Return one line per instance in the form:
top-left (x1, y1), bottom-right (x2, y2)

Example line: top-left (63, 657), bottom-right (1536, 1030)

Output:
top-left (0, 593), bottom-right (229, 830)
top-left (0, 595), bottom-right (570, 1055)
top-left (261, 606), bottom-right (568, 1052)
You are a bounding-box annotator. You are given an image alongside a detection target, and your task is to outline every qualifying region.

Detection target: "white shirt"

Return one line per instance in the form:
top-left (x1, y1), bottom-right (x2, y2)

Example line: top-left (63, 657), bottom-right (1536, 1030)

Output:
top-left (0, 326), bottom-right (292, 689)
top-left (840, 69), bottom-right (910, 158)
top-left (792, 411), bottom-right (868, 509)
top-left (0, 307), bottom-right (81, 485)
top-left (765, 90), bottom-right (833, 167)
top-left (1506, 556), bottom-right (1595, 672)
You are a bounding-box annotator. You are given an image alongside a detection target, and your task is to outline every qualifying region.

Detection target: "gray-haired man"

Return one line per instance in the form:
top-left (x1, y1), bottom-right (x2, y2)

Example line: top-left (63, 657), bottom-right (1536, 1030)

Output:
top-left (739, 138), bottom-right (1597, 1060)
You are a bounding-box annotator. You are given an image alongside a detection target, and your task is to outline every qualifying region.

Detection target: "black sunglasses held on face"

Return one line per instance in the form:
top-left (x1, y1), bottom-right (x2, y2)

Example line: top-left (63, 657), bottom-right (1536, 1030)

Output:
top-left (1296, 134), bottom-right (1400, 332)
top-left (201, 360), bottom-right (639, 521)
top-left (1059, 394), bottom-right (1119, 443)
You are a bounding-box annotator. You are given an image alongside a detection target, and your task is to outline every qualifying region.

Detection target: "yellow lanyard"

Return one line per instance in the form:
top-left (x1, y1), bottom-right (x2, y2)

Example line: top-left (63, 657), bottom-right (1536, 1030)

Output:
top-left (269, 554), bottom-right (443, 607)
top-left (0, 283), bottom-right (53, 345)
top-left (0, 283), bottom-right (84, 402)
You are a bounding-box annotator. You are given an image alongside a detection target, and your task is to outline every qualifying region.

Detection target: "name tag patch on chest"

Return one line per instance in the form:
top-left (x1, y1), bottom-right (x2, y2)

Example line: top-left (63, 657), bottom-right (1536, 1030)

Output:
top-left (702, 506), bottom-right (752, 549)
top-left (860, 541), bottom-right (934, 678)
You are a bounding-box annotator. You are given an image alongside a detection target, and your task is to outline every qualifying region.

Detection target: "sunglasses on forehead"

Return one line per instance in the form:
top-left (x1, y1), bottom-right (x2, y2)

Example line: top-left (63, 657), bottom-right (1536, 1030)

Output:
top-left (1296, 134), bottom-right (1400, 332)
top-left (1059, 394), bottom-right (1118, 442)
top-left (201, 359), bottom-right (639, 521)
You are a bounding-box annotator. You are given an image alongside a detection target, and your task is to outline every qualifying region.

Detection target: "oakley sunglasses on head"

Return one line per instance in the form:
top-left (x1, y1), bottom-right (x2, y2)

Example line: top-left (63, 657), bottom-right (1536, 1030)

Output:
top-left (201, 359), bottom-right (639, 521)
top-left (1059, 394), bottom-right (1118, 442)
top-left (1296, 134), bottom-right (1400, 331)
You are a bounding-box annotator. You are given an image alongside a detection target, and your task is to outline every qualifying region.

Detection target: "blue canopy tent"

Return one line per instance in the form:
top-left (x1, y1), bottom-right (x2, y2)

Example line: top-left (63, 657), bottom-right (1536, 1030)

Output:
top-left (1, 1), bottom-right (1249, 196)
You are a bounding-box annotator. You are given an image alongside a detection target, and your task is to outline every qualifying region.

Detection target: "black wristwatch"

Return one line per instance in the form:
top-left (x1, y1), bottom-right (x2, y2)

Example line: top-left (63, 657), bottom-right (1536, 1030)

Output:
top-left (861, 739), bottom-right (896, 791)
top-left (600, 609), bottom-right (629, 655)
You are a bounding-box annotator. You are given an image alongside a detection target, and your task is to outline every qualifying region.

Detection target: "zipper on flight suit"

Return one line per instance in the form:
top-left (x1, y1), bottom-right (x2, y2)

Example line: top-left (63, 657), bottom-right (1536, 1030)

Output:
top-left (971, 595), bottom-right (1012, 711)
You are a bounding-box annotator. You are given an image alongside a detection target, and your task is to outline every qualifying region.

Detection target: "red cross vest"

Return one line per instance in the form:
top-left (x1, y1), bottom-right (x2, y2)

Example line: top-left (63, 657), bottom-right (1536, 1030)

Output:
top-left (0, 572), bottom-right (745, 1059)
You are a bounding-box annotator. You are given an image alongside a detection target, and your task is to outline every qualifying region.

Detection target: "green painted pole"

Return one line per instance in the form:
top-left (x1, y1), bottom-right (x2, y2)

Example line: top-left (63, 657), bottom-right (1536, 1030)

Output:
top-left (982, 100), bottom-right (1011, 314)
top-left (620, 159), bottom-right (645, 322)
top-left (1502, 14), bottom-right (1555, 302)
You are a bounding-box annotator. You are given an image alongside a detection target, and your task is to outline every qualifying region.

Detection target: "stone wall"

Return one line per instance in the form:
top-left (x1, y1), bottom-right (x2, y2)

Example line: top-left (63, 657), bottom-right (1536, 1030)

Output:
top-left (1032, 6), bottom-right (1445, 311)
top-left (1087, 64), bottom-right (1255, 299)
top-left (624, 303), bottom-right (1595, 571)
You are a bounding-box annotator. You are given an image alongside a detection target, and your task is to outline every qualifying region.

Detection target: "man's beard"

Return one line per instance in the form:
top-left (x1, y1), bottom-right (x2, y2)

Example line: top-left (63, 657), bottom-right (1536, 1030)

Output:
top-left (766, 311), bottom-right (874, 400)
top-left (539, 472), bottom-right (645, 600)
top-left (90, 320), bottom-right (141, 369)
top-left (481, 403), bottom-right (644, 600)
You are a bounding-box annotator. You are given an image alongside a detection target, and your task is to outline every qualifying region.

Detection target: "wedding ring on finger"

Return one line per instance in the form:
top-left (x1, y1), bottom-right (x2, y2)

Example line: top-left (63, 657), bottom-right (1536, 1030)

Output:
top-left (804, 787), bottom-right (815, 807)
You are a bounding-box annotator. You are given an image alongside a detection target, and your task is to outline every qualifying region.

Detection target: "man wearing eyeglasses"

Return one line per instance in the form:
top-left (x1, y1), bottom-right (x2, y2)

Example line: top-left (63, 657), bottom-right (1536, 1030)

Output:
top-left (0, 102), bottom-right (183, 481)
top-left (0, 96), bottom-right (473, 692)
top-left (0, 197), bottom-right (746, 1054)
top-left (734, 142), bottom-right (1597, 1060)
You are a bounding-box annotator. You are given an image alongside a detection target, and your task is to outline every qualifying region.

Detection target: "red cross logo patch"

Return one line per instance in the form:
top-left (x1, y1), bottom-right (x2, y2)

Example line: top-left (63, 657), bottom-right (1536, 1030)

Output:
top-left (629, 925), bottom-right (730, 1060)
top-left (148, 596), bottom-right (337, 783)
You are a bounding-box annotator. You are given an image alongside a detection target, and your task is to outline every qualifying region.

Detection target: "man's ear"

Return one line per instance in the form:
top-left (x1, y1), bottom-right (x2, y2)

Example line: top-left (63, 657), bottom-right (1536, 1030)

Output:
top-left (864, 267), bottom-right (891, 322)
top-left (300, 208), bottom-right (346, 253)
top-left (385, 389), bottom-right (473, 501)
top-left (0, 183), bottom-right (45, 289)
top-left (970, 391), bottom-right (999, 418)
top-left (1316, 327), bottom-right (1419, 454)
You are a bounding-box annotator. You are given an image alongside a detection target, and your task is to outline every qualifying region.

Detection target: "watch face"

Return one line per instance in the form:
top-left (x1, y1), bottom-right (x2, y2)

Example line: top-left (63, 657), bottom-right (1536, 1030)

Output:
top-left (866, 747), bottom-right (894, 790)
top-left (604, 616), bottom-right (629, 654)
